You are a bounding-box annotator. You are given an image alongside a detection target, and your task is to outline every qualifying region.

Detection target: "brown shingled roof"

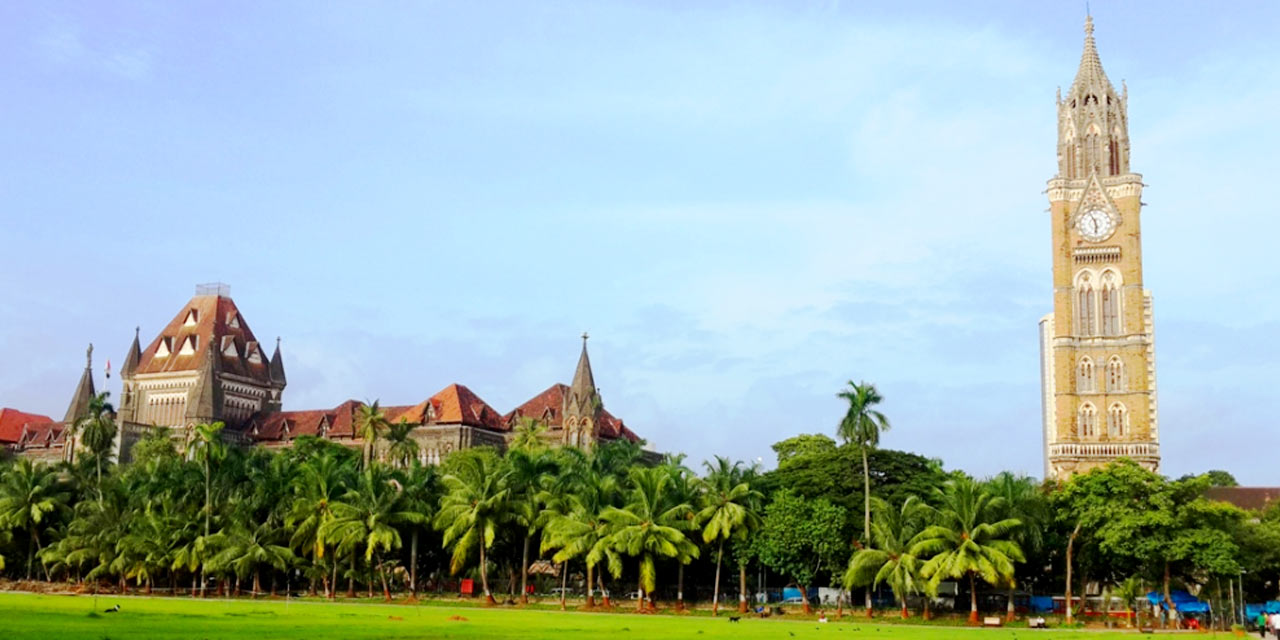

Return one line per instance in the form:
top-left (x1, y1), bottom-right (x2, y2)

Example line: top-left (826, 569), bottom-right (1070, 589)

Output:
top-left (134, 294), bottom-right (272, 385)
top-left (397, 384), bottom-right (506, 431)
top-left (503, 384), bottom-right (568, 429)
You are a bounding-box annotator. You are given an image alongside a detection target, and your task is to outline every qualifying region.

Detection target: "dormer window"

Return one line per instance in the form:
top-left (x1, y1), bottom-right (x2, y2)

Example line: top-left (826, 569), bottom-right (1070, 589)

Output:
top-left (222, 335), bottom-right (239, 357)
top-left (184, 310), bottom-right (198, 327)
top-left (227, 312), bottom-right (241, 329)
top-left (156, 337), bottom-right (173, 358)
top-left (246, 342), bottom-right (263, 364)
top-left (179, 335), bottom-right (197, 356)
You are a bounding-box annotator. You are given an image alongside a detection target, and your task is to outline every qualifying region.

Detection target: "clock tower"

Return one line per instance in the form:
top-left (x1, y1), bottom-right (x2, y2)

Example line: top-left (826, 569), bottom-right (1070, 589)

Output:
top-left (1040, 17), bottom-right (1159, 479)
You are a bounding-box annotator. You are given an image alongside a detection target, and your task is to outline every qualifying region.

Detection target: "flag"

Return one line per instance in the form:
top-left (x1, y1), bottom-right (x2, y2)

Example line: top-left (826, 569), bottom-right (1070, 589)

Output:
top-left (105, 359), bottom-right (111, 379)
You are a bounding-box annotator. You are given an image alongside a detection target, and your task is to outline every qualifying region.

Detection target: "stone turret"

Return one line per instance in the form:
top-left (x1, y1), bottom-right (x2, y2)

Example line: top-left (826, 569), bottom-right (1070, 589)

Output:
top-left (1057, 16), bottom-right (1130, 179)
top-left (184, 334), bottom-right (223, 425)
top-left (562, 333), bottom-right (602, 449)
top-left (267, 337), bottom-right (286, 412)
top-left (63, 344), bottom-right (96, 425)
top-left (117, 328), bottom-right (143, 424)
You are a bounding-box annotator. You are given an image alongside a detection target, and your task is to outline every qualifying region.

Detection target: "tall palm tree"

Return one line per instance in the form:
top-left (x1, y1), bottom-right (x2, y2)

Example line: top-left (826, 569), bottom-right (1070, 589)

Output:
top-left (836, 380), bottom-right (891, 617)
top-left (698, 456), bottom-right (761, 616)
top-left (912, 478), bottom-right (1025, 625)
top-left (76, 392), bottom-right (116, 499)
top-left (662, 458), bottom-right (701, 612)
top-left (844, 497), bottom-right (927, 618)
top-left (321, 466), bottom-right (421, 601)
top-left (0, 459), bottom-right (71, 579)
top-left (506, 447), bottom-right (556, 604)
top-left (187, 421), bottom-right (226, 597)
top-left (541, 471), bottom-right (618, 609)
top-left (399, 463), bottom-right (437, 597)
top-left (287, 452), bottom-right (353, 598)
top-left (434, 451), bottom-right (512, 604)
top-left (985, 472), bottom-right (1047, 621)
top-left (383, 419), bottom-right (418, 469)
top-left (355, 401), bottom-right (390, 469)
top-left (601, 466), bottom-right (699, 611)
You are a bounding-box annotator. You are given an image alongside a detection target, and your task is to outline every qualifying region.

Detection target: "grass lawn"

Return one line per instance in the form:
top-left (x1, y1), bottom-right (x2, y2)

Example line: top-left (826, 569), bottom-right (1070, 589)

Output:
top-left (0, 592), bottom-right (1215, 639)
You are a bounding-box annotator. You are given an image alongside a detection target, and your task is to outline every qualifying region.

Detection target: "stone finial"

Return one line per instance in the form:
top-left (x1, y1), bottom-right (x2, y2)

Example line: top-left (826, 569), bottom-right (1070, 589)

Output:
top-left (1085, 14), bottom-right (1094, 37)
top-left (86, 343), bottom-right (93, 368)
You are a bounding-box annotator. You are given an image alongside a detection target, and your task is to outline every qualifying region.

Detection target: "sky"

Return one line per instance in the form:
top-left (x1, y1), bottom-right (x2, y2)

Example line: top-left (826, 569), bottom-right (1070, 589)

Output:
top-left (2, 1), bottom-right (1278, 484)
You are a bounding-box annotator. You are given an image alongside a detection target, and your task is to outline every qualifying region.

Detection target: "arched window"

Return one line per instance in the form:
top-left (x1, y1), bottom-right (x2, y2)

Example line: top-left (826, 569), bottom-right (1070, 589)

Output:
top-left (1100, 270), bottom-right (1121, 335)
top-left (1107, 402), bottom-right (1128, 437)
top-left (1076, 271), bottom-right (1097, 336)
top-left (1077, 403), bottom-right (1097, 439)
top-left (1077, 356), bottom-right (1095, 392)
top-left (1106, 356), bottom-right (1124, 392)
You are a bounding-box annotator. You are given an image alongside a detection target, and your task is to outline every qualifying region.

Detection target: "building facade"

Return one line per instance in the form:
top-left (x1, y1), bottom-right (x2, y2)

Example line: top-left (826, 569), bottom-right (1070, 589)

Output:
top-left (1040, 17), bottom-right (1160, 480)
top-left (86, 285), bottom-right (644, 462)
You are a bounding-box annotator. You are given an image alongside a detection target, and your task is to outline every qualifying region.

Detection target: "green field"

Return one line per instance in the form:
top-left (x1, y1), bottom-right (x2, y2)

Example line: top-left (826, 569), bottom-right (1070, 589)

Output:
top-left (0, 593), bottom-right (1208, 639)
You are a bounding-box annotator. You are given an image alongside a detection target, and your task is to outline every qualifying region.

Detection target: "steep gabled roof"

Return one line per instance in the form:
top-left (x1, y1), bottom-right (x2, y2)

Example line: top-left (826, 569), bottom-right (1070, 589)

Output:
top-left (63, 346), bottom-right (96, 425)
top-left (134, 293), bottom-right (273, 385)
top-left (503, 384), bottom-right (568, 429)
top-left (397, 384), bottom-right (506, 431)
top-left (0, 408), bottom-right (56, 444)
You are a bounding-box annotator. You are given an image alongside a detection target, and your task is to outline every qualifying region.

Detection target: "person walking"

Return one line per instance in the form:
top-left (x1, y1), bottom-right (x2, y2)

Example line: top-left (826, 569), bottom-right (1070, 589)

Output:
top-left (1269, 611), bottom-right (1280, 638)
top-left (1257, 610), bottom-right (1268, 638)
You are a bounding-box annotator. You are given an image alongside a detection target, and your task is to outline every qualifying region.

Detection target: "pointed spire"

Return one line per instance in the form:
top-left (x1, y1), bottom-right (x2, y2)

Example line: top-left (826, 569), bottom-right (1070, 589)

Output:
top-left (185, 335), bottom-right (223, 423)
top-left (1070, 14), bottom-right (1114, 98)
top-left (569, 332), bottom-right (596, 405)
top-left (269, 336), bottom-right (286, 386)
top-left (121, 326), bottom-right (142, 378)
top-left (63, 343), bottom-right (97, 424)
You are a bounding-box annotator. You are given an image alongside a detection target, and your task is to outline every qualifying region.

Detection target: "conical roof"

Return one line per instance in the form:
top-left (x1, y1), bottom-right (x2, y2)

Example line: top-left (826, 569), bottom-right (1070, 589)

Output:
top-left (269, 337), bottom-right (286, 386)
top-left (121, 327), bottom-right (142, 378)
top-left (63, 344), bottom-right (96, 424)
top-left (1068, 16), bottom-right (1117, 100)
top-left (135, 289), bottom-right (272, 385)
top-left (566, 333), bottom-right (599, 414)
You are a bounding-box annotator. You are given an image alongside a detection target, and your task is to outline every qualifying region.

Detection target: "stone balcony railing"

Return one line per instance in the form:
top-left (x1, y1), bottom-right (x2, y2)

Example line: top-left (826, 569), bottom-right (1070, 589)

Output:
top-left (1049, 442), bottom-right (1160, 459)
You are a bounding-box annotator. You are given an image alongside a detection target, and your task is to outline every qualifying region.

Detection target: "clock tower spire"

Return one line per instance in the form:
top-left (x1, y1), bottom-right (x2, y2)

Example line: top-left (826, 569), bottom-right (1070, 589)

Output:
top-left (1040, 17), bottom-right (1159, 479)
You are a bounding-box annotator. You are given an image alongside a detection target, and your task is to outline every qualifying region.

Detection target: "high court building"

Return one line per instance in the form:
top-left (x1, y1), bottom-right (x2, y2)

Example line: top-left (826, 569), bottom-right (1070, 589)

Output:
top-left (3, 283), bottom-right (645, 463)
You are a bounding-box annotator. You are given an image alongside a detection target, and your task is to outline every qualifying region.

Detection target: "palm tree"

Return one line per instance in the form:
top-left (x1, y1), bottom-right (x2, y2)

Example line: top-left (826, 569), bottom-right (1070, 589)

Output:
top-left (1114, 575), bottom-right (1143, 628)
top-left (209, 520), bottom-right (296, 597)
top-left (985, 472), bottom-right (1047, 621)
top-left (0, 459), bottom-right (71, 579)
top-left (509, 417), bottom-right (549, 452)
top-left (383, 419), bottom-right (418, 469)
top-left (77, 392), bottom-right (117, 499)
top-left (844, 497), bottom-right (927, 619)
top-left (506, 447), bottom-right (556, 604)
top-left (187, 421), bottom-right (226, 597)
top-left (541, 472), bottom-right (618, 609)
top-left (321, 466), bottom-right (421, 601)
top-left (836, 380), bottom-right (891, 617)
top-left (287, 452), bottom-right (353, 598)
top-left (697, 456), bottom-right (761, 616)
top-left (434, 451), bottom-right (512, 604)
top-left (912, 478), bottom-right (1025, 625)
top-left (399, 463), bottom-right (437, 597)
top-left (601, 466), bottom-right (699, 611)
top-left (355, 401), bottom-right (390, 469)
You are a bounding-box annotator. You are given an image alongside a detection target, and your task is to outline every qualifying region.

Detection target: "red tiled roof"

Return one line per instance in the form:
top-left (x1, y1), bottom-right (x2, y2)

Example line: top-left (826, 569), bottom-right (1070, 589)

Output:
top-left (19, 421), bottom-right (64, 448)
top-left (1205, 487), bottom-right (1280, 512)
top-left (397, 384), bottom-right (506, 431)
top-left (0, 408), bottom-right (55, 444)
top-left (503, 384), bottom-right (568, 428)
top-left (134, 294), bottom-right (272, 385)
top-left (247, 400), bottom-right (449, 443)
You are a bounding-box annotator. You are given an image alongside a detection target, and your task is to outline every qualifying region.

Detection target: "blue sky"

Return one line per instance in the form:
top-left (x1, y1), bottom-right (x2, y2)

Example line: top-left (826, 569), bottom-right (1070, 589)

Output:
top-left (2, 1), bottom-right (1278, 483)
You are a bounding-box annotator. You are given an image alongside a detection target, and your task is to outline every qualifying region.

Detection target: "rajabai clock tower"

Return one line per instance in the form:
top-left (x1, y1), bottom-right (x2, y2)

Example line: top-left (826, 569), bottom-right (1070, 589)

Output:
top-left (1040, 17), bottom-right (1159, 480)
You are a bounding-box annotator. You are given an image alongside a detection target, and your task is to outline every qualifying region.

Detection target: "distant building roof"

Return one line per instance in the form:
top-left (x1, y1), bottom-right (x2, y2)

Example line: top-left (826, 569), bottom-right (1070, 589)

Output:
top-left (1205, 487), bottom-right (1280, 512)
top-left (0, 408), bottom-right (55, 444)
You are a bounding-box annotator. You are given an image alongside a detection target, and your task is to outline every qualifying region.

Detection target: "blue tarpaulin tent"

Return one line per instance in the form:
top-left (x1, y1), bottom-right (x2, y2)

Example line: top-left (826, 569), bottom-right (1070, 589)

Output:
top-left (1029, 596), bottom-right (1055, 613)
top-left (1146, 590), bottom-right (1209, 613)
top-left (1247, 602), bottom-right (1280, 617)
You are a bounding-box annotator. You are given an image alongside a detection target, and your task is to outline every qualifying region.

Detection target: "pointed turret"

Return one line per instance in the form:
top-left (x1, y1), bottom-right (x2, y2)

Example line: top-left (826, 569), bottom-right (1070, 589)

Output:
top-left (63, 344), bottom-right (97, 425)
top-left (121, 327), bottom-right (142, 378)
top-left (185, 337), bottom-right (223, 424)
top-left (1057, 15), bottom-right (1130, 179)
top-left (269, 337), bottom-right (286, 386)
top-left (567, 333), bottom-right (597, 412)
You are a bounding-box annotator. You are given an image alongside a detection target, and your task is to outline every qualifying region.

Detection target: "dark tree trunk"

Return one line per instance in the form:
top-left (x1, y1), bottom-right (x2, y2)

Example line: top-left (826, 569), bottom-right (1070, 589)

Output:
top-left (800, 583), bottom-right (811, 615)
top-left (712, 542), bottom-right (723, 616)
top-left (520, 535), bottom-right (530, 605)
top-left (479, 541), bottom-right (496, 605)
top-left (1065, 522), bottom-right (1081, 624)
top-left (677, 564), bottom-right (685, 611)
top-left (739, 563), bottom-right (748, 613)
top-left (410, 530), bottom-right (419, 597)
top-left (346, 555), bottom-right (355, 598)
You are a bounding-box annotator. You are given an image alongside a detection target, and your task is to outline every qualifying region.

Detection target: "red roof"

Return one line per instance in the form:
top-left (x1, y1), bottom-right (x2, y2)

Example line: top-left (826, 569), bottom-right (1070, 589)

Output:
top-left (397, 384), bottom-right (507, 431)
top-left (0, 408), bottom-right (55, 444)
top-left (1205, 487), bottom-right (1280, 512)
top-left (134, 294), bottom-right (272, 385)
top-left (18, 421), bottom-right (64, 448)
top-left (503, 385), bottom-right (639, 443)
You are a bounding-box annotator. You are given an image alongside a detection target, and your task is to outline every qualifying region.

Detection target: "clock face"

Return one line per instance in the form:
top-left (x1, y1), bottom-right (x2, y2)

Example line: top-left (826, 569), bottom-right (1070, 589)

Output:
top-left (1076, 208), bottom-right (1116, 242)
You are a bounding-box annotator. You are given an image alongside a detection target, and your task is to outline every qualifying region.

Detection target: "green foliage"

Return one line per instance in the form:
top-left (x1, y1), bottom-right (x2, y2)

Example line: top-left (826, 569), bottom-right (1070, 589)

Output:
top-left (752, 490), bottom-right (847, 596)
top-left (599, 466), bottom-right (699, 599)
top-left (845, 497), bottom-right (928, 608)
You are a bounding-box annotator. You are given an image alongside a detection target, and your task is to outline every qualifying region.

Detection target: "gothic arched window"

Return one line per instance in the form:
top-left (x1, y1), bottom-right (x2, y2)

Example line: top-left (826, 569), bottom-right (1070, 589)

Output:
top-left (1106, 356), bottom-right (1124, 392)
top-left (1076, 271), bottom-right (1097, 336)
top-left (1107, 402), bottom-right (1128, 437)
top-left (1077, 403), bottom-right (1097, 439)
top-left (1077, 356), bottom-right (1095, 393)
top-left (1100, 270), bottom-right (1122, 335)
